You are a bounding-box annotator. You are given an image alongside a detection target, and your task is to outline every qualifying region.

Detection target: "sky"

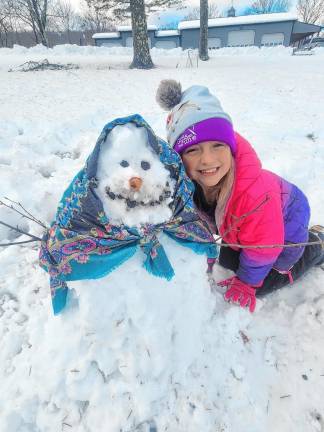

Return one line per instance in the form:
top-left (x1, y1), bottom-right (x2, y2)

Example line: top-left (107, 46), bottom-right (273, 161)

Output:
top-left (68, 0), bottom-right (265, 17)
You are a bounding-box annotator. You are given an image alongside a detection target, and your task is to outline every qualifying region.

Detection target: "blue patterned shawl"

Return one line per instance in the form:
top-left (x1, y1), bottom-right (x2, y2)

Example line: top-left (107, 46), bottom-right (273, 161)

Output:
top-left (39, 115), bottom-right (218, 314)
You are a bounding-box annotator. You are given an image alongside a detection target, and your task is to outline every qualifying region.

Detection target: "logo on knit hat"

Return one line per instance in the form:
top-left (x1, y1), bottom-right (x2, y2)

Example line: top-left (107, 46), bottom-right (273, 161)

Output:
top-left (176, 127), bottom-right (197, 149)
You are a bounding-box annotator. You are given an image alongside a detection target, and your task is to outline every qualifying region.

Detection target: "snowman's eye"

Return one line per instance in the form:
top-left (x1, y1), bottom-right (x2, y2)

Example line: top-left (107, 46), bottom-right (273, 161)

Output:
top-left (141, 161), bottom-right (151, 171)
top-left (120, 160), bottom-right (129, 168)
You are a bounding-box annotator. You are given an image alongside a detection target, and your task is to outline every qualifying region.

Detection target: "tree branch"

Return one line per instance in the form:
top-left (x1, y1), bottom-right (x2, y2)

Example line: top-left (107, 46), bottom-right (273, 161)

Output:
top-left (0, 220), bottom-right (42, 241)
top-left (0, 239), bottom-right (39, 247)
top-left (215, 239), bottom-right (324, 249)
top-left (1, 197), bottom-right (47, 228)
top-left (213, 195), bottom-right (270, 243)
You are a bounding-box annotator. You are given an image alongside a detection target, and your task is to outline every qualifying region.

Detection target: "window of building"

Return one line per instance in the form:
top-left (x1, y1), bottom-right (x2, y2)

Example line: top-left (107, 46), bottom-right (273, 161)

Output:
top-left (261, 33), bottom-right (285, 46)
top-left (208, 37), bottom-right (221, 49)
top-left (155, 40), bottom-right (177, 49)
top-left (227, 30), bottom-right (255, 47)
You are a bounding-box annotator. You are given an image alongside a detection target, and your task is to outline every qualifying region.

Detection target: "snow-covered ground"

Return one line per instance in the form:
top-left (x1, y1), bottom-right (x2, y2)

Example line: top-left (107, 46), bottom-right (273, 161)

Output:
top-left (0, 45), bottom-right (324, 432)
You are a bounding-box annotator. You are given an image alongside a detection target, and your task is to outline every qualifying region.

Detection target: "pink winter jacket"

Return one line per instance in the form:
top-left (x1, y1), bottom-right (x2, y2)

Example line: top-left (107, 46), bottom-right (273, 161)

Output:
top-left (218, 133), bottom-right (310, 286)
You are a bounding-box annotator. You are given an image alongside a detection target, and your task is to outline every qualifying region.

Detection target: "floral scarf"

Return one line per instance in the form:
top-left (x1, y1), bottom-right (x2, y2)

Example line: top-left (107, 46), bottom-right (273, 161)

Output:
top-left (39, 115), bottom-right (218, 314)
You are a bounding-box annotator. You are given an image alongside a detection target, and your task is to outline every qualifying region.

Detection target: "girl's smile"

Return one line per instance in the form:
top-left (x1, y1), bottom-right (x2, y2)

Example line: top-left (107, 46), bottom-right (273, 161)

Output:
top-left (181, 141), bottom-right (232, 193)
top-left (199, 167), bottom-right (221, 175)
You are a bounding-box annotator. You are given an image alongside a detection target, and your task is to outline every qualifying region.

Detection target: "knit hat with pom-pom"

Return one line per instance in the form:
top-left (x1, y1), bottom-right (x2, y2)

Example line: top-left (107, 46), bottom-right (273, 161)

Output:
top-left (156, 80), bottom-right (236, 154)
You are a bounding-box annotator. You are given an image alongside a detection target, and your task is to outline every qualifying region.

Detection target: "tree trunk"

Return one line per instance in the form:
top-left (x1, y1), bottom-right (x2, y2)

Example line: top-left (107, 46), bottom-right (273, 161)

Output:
top-left (199, 0), bottom-right (209, 61)
top-left (29, 0), bottom-right (49, 46)
top-left (129, 0), bottom-right (154, 69)
top-left (31, 19), bottom-right (39, 44)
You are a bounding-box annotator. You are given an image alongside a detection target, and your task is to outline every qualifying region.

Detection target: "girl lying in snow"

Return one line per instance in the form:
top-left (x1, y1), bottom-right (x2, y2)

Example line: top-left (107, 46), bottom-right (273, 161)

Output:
top-left (156, 80), bottom-right (324, 313)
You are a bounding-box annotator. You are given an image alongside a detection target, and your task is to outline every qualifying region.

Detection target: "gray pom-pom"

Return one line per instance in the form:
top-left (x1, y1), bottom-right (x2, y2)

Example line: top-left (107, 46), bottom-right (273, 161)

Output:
top-left (156, 79), bottom-right (182, 111)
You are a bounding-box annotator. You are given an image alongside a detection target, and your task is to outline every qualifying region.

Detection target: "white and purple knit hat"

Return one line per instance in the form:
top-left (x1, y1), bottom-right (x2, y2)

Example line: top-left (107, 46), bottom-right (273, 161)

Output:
top-left (156, 80), bottom-right (236, 154)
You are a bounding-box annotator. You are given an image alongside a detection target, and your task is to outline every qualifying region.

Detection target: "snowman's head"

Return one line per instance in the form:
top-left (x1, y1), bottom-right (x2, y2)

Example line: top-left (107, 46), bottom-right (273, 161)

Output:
top-left (96, 123), bottom-right (174, 227)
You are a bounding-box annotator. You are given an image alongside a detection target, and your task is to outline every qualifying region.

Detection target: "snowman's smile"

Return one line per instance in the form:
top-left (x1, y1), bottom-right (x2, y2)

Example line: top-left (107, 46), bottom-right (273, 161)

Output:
top-left (105, 185), bottom-right (172, 209)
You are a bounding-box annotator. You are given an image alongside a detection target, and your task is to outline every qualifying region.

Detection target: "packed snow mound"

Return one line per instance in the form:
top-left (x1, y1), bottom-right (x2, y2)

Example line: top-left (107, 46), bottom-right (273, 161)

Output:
top-left (0, 235), bottom-right (268, 432)
top-left (1, 236), bottom-right (324, 432)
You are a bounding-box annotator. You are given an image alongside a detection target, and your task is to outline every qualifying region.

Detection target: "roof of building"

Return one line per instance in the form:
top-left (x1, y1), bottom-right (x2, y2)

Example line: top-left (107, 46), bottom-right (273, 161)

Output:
top-left (117, 25), bottom-right (158, 32)
top-left (155, 30), bottom-right (180, 37)
top-left (178, 12), bottom-right (298, 30)
top-left (92, 32), bottom-right (120, 39)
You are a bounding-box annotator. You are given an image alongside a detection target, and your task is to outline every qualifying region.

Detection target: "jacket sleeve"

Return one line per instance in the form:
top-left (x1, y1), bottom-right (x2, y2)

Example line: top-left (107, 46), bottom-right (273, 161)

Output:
top-left (236, 192), bottom-right (284, 286)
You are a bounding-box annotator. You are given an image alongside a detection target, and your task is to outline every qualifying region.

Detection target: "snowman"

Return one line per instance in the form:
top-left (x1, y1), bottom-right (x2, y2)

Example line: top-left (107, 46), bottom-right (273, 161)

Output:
top-left (95, 122), bottom-right (174, 228)
top-left (30, 115), bottom-right (231, 432)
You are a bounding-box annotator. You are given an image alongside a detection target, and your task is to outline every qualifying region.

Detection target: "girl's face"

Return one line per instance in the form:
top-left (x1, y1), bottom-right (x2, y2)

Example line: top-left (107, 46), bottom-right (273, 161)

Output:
top-left (181, 141), bottom-right (232, 192)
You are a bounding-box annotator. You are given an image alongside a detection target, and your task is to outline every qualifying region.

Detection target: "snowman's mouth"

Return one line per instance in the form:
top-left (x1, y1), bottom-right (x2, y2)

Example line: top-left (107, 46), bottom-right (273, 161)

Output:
top-left (105, 185), bottom-right (173, 209)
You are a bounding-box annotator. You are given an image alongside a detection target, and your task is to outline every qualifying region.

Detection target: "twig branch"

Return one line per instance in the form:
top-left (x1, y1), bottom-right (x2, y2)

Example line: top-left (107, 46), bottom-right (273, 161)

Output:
top-left (0, 220), bottom-right (42, 241)
top-left (1, 197), bottom-right (47, 228)
top-left (215, 239), bottom-right (324, 249)
top-left (213, 195), bottom-right (323, 249)
top-left (0, 239), bottom-right (39, 247)
top-left (213, 195), bottom-right (270, 243)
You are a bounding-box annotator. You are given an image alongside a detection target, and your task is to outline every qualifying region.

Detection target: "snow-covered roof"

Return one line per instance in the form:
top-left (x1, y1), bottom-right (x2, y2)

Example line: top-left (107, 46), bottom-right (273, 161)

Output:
top-left (117, 25), bottom-right (158, 32)
top-left (178, 12), bottom-right (298, 30)
top-left (92, 32), bottom-right (120, 39)
top-left (155, 30), bottom-right (180, 37)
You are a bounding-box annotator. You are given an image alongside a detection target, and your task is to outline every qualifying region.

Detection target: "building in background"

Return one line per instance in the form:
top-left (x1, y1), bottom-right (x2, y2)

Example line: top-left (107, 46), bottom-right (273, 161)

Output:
top-left (93, 25), bottom-right (181, 49)
top-left (93, 12), bottom-right (321, 49)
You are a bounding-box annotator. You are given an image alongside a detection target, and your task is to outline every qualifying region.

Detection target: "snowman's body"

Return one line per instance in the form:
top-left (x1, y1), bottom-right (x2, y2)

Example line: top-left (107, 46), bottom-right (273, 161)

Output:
top-left (53, 123), bottom-right (217, 429)
top-left (30, 117), bottom-right (218, 428)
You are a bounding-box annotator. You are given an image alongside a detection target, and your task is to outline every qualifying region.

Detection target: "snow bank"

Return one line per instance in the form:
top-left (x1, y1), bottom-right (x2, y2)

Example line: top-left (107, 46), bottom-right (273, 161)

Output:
top-left (0, 43), bottom-right (296, 58)
top-left (1, 44), bottom-right (323, 72)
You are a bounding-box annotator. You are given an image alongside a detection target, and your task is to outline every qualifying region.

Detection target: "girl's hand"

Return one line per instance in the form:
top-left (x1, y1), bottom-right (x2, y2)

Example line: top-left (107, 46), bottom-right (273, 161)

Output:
top-left (218, 276), bottom-right (257, 313)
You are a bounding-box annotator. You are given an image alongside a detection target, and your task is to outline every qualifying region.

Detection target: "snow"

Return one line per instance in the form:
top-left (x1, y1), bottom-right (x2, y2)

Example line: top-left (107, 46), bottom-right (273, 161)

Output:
top-left (155, 30), bottom-right (180, 37)
top-left (178, 12), bottom-right (298, 30)
top-left (92, 33), bottom-right (120, 39)
top-left (117, 25), bottom-right (158, 32)
top-left (1, 44), bottom-right (324, 432)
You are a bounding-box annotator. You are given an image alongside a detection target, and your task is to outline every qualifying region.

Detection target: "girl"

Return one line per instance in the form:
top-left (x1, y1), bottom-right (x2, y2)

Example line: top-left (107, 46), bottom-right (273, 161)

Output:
top-left (156, 80), bottom-right (324, 313)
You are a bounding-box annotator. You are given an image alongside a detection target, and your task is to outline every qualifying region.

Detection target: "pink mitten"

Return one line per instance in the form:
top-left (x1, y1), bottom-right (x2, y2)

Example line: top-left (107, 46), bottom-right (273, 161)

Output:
top-left (223, 277), bottom-right (257, 313)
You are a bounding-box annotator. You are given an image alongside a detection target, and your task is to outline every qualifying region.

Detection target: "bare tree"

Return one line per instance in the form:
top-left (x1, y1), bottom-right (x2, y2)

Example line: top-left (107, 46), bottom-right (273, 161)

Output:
top-left (50, 0), bottom-right (80, 41)
top-left (0, 0), bottom-right (13, 46)
top-left (86, 0), bottom-right (182, 21)
top-left (129, 0), bottom-right (154, 69)
top-left (1, 0), bottom-right (32, 46)
top-left (7, 0), bottom-right (50, 45)
top-left (297, 0), bottom-right (324, 23)
top-left (79, 2), bottom-right (115, 31)
top-left (199, 0), bottom-right (209, 61)
top-left (246, 0), bottom-right (290, 14)
top-left (184, 2), bottom-right (221, 20)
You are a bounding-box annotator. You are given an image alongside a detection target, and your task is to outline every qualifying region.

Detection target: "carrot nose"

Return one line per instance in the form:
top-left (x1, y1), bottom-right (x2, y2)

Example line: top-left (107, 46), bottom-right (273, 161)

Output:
top-left (129, 177), bottom-right (143, 191)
